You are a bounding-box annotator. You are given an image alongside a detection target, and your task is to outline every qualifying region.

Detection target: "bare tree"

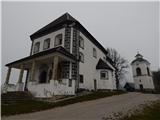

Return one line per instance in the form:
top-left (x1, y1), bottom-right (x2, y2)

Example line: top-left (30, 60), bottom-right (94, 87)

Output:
top-left (106, 48), bottom-right (129, 90)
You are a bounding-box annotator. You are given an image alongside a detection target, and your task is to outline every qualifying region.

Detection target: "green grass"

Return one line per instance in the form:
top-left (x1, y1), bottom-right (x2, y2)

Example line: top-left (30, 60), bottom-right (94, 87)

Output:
top-left (120, 100), bottom-right (160, 120)
top-left (2, 91), bottom-right (125, 116)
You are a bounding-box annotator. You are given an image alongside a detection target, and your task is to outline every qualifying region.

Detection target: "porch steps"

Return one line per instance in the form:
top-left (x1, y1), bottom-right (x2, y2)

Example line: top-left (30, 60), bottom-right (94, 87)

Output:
top-left (1, 91), bottom-right (34, 104)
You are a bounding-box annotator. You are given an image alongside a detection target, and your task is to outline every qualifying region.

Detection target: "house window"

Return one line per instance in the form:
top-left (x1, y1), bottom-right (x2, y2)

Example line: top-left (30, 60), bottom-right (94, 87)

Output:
top-left (79, 36), bottom-right (84, 49)
top-left (68, 79), bottom-right (72, 87)
top-left (100, 71), bottom-right (109, 80)
top-left (136, 67), bottom-right (142, 76)
top-left (79, 74), bottom-right (84, 83)
top-left (79, 52), bottom-right (84, 62)
top-left (147, 67), bottom-right (150, 76)
top-left (33, 42), bottom-right (40, 53)
top-left (43, 38), bottom-right (50, 50)
top-left (93, 48), bottom-right (97, 58)
top-left (55, 34), bottom-right (63, 47)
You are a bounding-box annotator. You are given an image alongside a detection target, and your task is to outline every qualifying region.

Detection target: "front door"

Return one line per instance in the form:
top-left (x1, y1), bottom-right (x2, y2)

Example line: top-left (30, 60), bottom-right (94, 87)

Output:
top-left (139, 84), bottom-right (143, 91)
top-left (94, 79), bottom-right (97, 91)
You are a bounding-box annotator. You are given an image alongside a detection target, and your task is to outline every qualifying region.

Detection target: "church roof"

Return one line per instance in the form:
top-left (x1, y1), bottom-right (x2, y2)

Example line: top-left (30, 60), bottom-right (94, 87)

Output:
top-left (6, 46), bottom-right (76, 67)
top-left (30, 12), bottom-right (108, 55)
top-left (131, 53), bottom-right (150, 65)
top-left (96, 59), bottom-right (114, 71)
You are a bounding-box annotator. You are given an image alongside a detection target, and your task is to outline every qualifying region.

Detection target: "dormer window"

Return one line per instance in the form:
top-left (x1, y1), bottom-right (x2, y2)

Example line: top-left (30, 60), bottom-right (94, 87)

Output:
top-left (43, 38), bottom-right (50, 50)
top-left (93, 48), bottom-right (97, 58)
top-left (79, 36), bottom-right (84, 49)
top-left (55, 34), bottom-right (62, 47)
top-left (33, 42), bottom-right (40, 54)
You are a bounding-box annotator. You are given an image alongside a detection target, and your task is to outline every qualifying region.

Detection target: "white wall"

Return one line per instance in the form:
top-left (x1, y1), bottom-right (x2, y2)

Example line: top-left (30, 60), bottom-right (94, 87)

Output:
top-left (78, 31), bottom-right (116, 90)
top-left (132, 61), bottom-right (154, 89)
top-left (28, 79), bottom-right (75, 98)
top-left (31, 28), bottom-right (65, 55)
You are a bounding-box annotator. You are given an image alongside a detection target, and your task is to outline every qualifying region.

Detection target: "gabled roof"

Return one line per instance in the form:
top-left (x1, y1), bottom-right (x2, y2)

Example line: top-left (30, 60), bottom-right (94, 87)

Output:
top-left (6, 46), bottom-right (76, 67)
top-left (30, 12), bottom-right (108, 55)
top-left (96, 59), bottom-right (114, 71)
top-left (30, 13), bottom-right (77, 40)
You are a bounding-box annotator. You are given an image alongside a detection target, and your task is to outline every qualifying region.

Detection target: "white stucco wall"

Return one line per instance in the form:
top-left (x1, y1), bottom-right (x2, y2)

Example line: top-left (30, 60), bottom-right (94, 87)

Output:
top-left (31, 28), bottom-right (65, 55)
top-left (78, 31), bottom-right (116, 90)
top-left (131, 61), bottom-right (154, 90)
top-left (28, 79), bottom-right (75, 98)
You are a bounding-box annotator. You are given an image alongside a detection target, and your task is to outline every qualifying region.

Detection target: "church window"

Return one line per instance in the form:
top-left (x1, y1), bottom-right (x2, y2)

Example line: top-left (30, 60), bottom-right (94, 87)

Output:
top-left (100, 71), bottom-right (109, 80)
top-left (93, 48), bottom-right (97, 58)
top-left (79, 36), bottom-right (84, 49)
top-left (136, 67), bottom-right (142, 76)
top-left (79, 74), bottom-right (84, 83)
top-left (33, 42), bottom-right (40, 54)
top-left (79, 52), bottom-right (84, 62)
top-left (55, 34), bottom-right (63, 47)
top-left (147, 67), bottom-right (150, 76)
top-left (43, 38), bottom-right (50, 50)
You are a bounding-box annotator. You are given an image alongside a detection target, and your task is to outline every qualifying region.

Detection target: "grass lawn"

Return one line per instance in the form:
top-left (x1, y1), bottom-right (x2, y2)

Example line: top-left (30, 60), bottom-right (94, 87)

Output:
top-left (2, 91), bottom-right (125, 116)
top-left (120, 100), bottom-right (160, 120)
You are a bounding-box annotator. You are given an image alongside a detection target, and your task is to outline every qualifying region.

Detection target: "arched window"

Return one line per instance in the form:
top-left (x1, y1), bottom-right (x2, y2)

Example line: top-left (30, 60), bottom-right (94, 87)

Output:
top-left (93, 48), bottom-right (97, 58)
top-left (43, 38), bottom-right (50, 50)
top-left (55, 34), bottom-right (62, 47)
top-left (136, 67), bottom-right (142, 76)
top-left (79, 52), bottom-right (84, 62)
top-left (147, 67), bottom-right (150, 76)
top-left (79, 36), bottom-right (84, 49)
top-left (33, 42), bottom-right (40, 53)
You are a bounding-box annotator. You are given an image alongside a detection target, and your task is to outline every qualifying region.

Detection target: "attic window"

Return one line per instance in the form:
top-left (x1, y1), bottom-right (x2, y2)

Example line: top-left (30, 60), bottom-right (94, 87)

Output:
top-left (55, 34), bottom-right (63, 47)
top-left (33, 42), bottom-right (40, 54)
top-left (43, 38), bottom-right (50, 50)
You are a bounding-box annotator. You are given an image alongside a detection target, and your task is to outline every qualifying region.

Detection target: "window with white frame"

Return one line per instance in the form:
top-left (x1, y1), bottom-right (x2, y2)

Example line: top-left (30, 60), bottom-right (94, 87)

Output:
top-left (93, 48), bottom-right (97, 58)
top-left (79, 36), bottom-right (84, 49)
top-left (100, 71), bottom-right (109, 80)
top-left (33, 42), bottom-right (40, 54)
top-left (55, 34), bottom-right (63, 47)
top-left (43, 38), bottom-right (50, 50)
top-left (79, 52), bottom-right (84, 62)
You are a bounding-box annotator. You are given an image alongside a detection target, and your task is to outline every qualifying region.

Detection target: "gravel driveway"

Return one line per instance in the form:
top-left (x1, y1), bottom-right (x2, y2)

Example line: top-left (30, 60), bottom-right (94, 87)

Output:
top-left (2, 92), bottom-right (160, 120)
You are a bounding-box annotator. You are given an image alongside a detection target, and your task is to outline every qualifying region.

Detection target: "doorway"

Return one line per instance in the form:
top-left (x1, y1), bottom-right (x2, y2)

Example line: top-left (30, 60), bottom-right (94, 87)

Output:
top-left (139, 84), bottom-right (143, 91)
top-left (94, 79), bottom-right (97, 91)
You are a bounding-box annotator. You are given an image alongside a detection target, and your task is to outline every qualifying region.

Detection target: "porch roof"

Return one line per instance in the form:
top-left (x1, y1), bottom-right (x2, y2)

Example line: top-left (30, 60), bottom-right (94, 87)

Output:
top-left (6, 46), bottom-right (77, 67)
top-left (96, 59), bottom-right (114, 71)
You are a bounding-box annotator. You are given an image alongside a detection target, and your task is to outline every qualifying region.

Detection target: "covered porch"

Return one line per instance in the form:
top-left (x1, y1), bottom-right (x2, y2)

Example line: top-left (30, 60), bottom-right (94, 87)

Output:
top-left (3, 47), bottom-right (77, 97)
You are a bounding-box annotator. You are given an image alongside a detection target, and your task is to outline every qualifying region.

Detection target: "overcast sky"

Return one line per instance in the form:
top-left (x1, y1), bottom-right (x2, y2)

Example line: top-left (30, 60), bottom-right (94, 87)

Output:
top-left (1, 1), bottom-right (159, 84)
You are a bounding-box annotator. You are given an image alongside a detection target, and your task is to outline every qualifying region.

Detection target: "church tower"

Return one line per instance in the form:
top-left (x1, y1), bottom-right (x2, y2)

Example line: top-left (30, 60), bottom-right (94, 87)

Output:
top-left (131, 52), bottom-right (154, 91)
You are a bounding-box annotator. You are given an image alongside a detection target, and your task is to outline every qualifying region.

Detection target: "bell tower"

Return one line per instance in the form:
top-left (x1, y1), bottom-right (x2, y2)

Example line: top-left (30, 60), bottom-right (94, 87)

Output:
top-left (131, 52), bottom-right (154, 91)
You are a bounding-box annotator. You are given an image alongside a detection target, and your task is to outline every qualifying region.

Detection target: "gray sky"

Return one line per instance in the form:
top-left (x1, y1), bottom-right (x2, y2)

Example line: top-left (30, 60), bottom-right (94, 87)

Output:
top-left (2, 1), bottom-right (159, 84)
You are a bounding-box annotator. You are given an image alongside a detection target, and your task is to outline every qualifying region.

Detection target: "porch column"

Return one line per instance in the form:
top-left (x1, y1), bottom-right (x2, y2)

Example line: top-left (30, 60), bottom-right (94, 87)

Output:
top-left (18, 65), bottom-right (24, 83)
top-left (52, 56), bottom-right (59, 80)
top-left (30, 60), bottom-right (35, 81)
top-left (5, 67), bottom-right (12, 84)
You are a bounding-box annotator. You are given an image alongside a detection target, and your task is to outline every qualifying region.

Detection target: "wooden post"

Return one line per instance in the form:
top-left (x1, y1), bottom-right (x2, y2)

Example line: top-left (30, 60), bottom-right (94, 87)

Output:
top-left (18, 65), bottom-right (24, 83)
top-left (52, 56), bottom-right (59, 80)
top-left (30, 60), bottom-right (35, 81)
top-left (5, 67), bottom-right (12, 84)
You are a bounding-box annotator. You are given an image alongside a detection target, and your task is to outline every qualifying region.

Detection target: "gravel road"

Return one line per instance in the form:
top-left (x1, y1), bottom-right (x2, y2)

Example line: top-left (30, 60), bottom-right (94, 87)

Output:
top-left (2, 92), bottom-right (160, 120)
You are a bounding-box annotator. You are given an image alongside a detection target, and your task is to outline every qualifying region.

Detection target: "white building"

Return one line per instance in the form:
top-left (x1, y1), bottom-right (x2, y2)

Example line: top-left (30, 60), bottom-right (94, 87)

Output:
top-left (3, 13), bottom-right (116, 98)
top-left (131, 53), bottom-right (154, 91)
